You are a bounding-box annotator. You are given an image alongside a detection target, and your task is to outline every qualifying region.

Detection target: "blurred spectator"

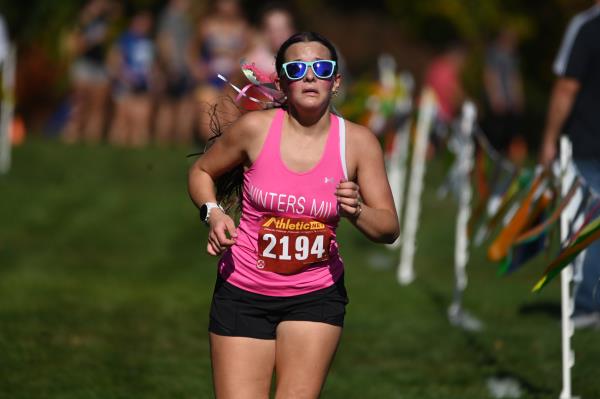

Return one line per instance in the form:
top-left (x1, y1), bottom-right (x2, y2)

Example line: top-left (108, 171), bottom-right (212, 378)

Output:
top-left (189, 0), bottom-right (249, 142)
top-left (62, 0), bottom-right (114, 144)
top-left (482, 28), bottom-right (525, 159)
top-left (244, 3), bottom-right (296, 78)
top-left (0, 13), bottom-right (8, 64)
top-left (155, 0), bottom-right (195, 146)
top-left (540, 0), bottom-right (600, 328)
top-left (107, 10), bottom-right (156, 147)
top-left (423, 42), bottom-right (467, 125)
top-left (423, 42), bottom-right (468, 158)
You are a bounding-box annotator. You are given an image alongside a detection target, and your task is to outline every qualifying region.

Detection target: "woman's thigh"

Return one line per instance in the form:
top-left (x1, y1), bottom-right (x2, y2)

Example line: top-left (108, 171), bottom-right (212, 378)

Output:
top-left (274, 321), bottom-right (342, 399)
top-left (210, 333), bottom-right (276, 399)
top-left (128, 96), bottom-right (152, 125)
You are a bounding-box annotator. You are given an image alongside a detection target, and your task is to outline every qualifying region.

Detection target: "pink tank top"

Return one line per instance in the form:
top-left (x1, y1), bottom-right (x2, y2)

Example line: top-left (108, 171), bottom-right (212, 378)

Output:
top-left (218, 108), bottom-right (348, 296)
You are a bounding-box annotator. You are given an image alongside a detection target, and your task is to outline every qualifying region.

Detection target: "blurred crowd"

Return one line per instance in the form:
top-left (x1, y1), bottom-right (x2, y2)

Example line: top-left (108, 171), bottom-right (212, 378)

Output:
top-left (422, 28), bottom-right (526, 162)
top-left (50, 0), bottom-right (532, 156)
top-left (61, 0), bottom-right (295, 148)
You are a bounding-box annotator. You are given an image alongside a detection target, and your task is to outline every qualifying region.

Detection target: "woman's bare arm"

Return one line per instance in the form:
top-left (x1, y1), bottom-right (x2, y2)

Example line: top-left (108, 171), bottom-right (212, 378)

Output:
top-left (188, 110), bottom-right (270, 255)
top-left (337, 122), bottom-right (399, 243)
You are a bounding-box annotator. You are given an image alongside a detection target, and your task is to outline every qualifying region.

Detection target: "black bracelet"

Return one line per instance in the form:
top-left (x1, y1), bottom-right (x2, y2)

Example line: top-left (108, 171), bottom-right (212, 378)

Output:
top-left (354, 202), bottom-right (362, 218)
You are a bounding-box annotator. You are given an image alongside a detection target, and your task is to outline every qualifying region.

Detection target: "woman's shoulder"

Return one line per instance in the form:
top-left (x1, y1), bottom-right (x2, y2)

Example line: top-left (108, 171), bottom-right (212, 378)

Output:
top-left (225, 108), bottom-right (279, 142)
top-left (341, 117), bottom-right (380, 149)
top-left (234, 108), bottom-right (278, 131)
top-left (221, 109), bottom-right (278, 161)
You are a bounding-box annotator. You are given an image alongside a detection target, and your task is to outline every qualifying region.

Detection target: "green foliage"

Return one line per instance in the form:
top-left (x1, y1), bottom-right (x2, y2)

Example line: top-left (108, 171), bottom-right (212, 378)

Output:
top-left (0, 0), bottom-right (163, 56)
top-left (0, 0), bottom-right (81, 50)
top-left (382, 0), bottom-right (588, 46)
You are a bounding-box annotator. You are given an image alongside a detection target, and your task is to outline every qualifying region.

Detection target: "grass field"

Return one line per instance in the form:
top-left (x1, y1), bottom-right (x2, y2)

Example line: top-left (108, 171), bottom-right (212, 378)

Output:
top-left (0, 139), bottom-right (598, 399)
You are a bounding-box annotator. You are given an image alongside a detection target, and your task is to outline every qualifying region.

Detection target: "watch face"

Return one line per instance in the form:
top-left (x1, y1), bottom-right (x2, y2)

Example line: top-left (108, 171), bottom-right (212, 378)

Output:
top-left (200, 204), bottom-right (208, 221)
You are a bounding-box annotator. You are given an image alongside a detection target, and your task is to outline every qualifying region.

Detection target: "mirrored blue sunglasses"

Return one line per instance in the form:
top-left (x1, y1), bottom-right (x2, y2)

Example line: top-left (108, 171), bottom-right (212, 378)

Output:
top-left (281, 60), bottom-right (337, 80)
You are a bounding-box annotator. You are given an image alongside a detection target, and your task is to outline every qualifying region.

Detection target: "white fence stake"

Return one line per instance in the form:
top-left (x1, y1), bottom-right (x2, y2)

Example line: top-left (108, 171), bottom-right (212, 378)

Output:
top-left (447, 101), bottom-right (483, 331)
top-left (0, 44), bottom-right (16, 175)
top-left (385, 72), bottom-right (413, 250)
top-left (559, 136), bottom-right (579, 399)
top-left (397, 88), bottom-right (436, 285)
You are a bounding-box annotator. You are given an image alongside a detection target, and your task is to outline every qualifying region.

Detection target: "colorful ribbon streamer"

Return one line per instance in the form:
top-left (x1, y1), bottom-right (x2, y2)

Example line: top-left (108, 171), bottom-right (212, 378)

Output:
top-left (533, 216), bottom-right (600, 292)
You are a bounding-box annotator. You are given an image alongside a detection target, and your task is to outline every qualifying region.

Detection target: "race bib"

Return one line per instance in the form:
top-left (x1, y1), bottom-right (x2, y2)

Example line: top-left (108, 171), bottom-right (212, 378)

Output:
top-left (257, 216), bottom-right (333, 275)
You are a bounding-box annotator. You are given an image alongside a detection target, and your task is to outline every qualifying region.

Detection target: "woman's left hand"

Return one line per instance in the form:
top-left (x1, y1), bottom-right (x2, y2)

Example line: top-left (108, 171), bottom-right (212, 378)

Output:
top-left (336, 180), bottom-right (362, 219)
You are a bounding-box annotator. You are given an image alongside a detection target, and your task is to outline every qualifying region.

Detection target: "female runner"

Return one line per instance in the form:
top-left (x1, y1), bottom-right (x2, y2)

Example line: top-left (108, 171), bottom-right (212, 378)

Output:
top-left (188, 31), bottom-right (399, 399)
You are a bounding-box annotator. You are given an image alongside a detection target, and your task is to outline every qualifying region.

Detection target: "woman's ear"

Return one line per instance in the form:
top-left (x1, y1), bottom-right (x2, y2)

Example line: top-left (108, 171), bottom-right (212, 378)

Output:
top-left (331, 73), bottom-right (342, 95)
top-left (274, 76), bottom-right (283, 92)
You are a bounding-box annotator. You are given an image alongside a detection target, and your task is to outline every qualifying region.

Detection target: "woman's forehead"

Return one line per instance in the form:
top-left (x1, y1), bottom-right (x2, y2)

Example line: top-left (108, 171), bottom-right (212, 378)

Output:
top-left (284, 41), bottom-right (331, 61)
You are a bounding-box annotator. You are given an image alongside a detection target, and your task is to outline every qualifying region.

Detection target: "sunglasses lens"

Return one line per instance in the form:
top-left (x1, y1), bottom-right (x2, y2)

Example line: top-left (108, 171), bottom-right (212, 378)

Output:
top-left (313, 61), bottom-right (334, 78)
top-left (285, 62), bottom-right (307, 79)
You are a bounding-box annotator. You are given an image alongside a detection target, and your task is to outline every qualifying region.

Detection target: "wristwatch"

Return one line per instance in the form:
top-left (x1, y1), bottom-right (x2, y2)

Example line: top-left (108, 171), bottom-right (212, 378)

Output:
top-left (200, 202), bottom-right (223, 225)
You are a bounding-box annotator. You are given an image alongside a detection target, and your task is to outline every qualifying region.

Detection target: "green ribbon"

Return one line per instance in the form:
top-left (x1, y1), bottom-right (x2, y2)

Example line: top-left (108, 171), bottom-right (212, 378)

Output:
top-left (532, 216), bottom-right (600, 292)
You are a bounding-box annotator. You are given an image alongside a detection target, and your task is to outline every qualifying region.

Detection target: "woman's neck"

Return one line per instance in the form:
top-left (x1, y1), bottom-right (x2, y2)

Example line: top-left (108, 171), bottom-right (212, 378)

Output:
top-left (286, 104), bottom-right (330, 132)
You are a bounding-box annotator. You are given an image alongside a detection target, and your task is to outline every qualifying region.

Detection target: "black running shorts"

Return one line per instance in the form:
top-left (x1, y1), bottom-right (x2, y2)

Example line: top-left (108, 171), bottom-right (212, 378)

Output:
top-left (209, 274), bottom-right (349, 340)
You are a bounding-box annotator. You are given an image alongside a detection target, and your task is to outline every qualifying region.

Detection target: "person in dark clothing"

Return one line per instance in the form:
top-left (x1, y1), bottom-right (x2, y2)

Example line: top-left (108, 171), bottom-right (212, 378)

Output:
top-left (482, 28), bottom-right (525, 160)
top-left (63, 0), bottom-right (115, 144)
top-left (540, 0), bottom-right (600, 329)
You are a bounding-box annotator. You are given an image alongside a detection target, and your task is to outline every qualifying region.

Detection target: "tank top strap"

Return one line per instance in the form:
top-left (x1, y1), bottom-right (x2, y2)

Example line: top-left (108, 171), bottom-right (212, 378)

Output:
top-left (336, 114), bottom-right (348, 180)
top-left (320, 113), bottom-right (348, 181)
top-left (252, 108), bottom-right (285, 168)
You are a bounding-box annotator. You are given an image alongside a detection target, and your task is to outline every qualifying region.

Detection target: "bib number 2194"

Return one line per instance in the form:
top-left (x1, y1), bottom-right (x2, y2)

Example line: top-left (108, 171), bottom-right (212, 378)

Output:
top-left (258, 216), bottom-right (332, 275)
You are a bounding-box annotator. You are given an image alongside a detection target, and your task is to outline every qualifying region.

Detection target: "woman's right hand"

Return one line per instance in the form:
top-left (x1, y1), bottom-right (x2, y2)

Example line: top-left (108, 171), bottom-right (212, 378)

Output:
top-left (207, 210), bottom-right (238, 256)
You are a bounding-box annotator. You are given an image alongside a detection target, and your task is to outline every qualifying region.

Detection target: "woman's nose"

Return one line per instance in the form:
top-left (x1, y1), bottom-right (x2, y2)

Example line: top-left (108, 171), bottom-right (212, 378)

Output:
top-left (304, 66), bottom-right (316, 81)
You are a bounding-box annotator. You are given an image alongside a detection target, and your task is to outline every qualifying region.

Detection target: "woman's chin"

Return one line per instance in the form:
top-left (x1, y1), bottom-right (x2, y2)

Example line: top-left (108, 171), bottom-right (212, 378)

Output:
top-left (293, 96), bottom-right (327, 111)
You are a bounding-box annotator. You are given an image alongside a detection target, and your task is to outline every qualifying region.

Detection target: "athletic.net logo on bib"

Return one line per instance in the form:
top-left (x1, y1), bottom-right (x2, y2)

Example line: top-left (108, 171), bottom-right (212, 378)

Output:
top-left (257, 215), bottom-right (333, 275)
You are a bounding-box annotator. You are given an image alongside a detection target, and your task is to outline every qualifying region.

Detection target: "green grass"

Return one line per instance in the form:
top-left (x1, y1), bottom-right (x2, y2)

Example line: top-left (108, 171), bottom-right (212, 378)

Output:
top-left (0, 139), bottom-right (598, 398)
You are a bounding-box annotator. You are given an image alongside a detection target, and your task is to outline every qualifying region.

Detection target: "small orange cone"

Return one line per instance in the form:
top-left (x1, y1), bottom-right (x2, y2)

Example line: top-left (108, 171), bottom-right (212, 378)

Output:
top-left (10, 116), bottom-right (25, 146)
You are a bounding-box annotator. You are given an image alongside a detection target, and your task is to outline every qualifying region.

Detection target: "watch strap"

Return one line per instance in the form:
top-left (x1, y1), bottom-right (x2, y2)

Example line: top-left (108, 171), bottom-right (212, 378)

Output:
top-left (202, 202), bottom-right (223, 225)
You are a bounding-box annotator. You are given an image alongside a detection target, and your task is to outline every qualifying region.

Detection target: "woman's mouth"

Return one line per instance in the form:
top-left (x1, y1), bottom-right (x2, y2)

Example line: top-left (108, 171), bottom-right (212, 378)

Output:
top-left (302, 88), bottom-right (319, 96)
